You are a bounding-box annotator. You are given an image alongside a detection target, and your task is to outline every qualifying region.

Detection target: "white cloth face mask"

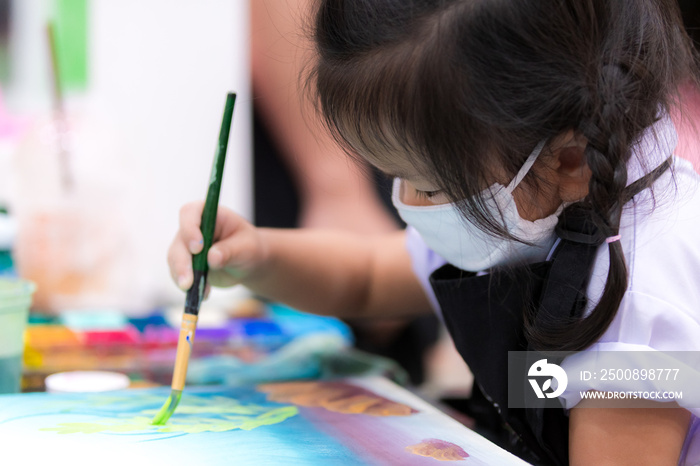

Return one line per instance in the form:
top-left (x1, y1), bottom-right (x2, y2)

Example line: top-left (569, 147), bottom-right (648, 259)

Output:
top-left (392, 140), bottom-right (562, 272)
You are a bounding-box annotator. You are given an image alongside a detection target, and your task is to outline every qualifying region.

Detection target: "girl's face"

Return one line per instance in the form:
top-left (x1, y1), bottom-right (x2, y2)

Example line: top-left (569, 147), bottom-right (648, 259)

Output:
top-left (375, 131), bottom-right (591, 222)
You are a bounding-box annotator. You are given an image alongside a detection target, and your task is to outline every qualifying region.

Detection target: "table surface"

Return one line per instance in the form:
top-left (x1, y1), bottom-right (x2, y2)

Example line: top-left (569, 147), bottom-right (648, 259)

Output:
top-left (0, 376), bottom-right (530, 465)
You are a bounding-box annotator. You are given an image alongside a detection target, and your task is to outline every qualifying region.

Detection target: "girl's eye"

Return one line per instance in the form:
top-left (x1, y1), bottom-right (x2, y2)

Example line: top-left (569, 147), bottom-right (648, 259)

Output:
top-left (415, 189), bottom-right (442, 199)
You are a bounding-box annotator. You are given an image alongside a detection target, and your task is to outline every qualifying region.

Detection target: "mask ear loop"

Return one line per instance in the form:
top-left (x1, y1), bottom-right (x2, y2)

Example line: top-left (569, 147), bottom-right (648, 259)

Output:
top-left (504, 140), bottom-right (548, 194)
top-left (391, 177), bottom-right (402, 204)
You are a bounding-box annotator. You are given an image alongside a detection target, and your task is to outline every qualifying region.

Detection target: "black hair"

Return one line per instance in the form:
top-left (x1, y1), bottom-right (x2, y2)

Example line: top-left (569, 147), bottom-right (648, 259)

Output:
top-left (679, 0), bottom-right (700, 47)
top-left (309, 0), bottom-right (699, 351)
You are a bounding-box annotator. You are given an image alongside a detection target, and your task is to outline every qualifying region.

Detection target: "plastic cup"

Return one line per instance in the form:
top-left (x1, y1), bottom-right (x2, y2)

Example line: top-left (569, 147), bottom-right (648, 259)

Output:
top-left (0, 279), bottom-right (35, 394)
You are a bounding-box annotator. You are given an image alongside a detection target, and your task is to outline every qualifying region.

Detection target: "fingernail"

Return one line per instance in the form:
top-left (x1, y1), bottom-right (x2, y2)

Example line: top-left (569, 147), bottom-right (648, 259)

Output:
top-left (208, 249), bottom-right (223, 268)
top-left (189, 239), bottom-right (203, 254)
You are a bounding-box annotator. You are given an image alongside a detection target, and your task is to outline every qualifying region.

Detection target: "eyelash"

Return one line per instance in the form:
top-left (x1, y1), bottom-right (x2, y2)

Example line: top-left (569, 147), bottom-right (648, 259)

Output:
top-left (415, 189), bottom-right (441, 200)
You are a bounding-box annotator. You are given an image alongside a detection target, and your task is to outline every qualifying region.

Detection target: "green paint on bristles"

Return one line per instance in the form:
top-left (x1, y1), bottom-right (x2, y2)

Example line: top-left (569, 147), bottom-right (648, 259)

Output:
top-left (151, 390), bottom-right (182, 425)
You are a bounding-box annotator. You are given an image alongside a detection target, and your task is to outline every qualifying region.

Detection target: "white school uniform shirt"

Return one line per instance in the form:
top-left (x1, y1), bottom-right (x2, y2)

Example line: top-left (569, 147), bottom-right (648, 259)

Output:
top-left (403, 115), bottom-right (700, 465)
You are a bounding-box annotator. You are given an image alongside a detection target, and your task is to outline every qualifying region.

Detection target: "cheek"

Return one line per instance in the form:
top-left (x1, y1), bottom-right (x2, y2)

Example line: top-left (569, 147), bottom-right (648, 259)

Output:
top-left (511, 177), bottom-right (562, 221)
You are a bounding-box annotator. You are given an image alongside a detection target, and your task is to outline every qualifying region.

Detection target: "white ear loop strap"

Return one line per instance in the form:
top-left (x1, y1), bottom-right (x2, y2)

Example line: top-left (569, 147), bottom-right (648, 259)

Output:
top-left (505, 140), bottom-right (548, 194)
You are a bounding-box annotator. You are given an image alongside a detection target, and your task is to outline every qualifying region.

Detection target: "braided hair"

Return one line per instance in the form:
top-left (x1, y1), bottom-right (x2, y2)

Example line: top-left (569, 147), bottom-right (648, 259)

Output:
top-left (310, 0), bottom-right (699, 351)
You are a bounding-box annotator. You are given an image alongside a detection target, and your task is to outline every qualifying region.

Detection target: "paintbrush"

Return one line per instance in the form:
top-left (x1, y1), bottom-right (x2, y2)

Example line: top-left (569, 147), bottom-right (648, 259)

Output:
top-left (152, 92), bottom-right (236, 425)
top-left (46, 22), bottom-right (73, 192)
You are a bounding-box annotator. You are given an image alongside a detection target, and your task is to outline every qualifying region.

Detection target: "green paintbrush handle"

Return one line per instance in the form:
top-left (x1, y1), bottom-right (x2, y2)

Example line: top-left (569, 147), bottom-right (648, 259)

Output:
top-left (194, 92), bottom-right (236, 272)
top-left (185, 92), bottom-right (236, 315)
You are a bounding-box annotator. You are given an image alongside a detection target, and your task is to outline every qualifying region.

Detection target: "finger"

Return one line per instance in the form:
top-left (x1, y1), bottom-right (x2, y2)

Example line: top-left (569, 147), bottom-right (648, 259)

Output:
top-left (167, 233), bottom-right (194, 290)
top-left (208, 246), bottom-right (225, 270)
top-left (179, 201), bottom-right (205, 254)
top-left (207, 209), bottom-right (252, 270)
top-left (207, 232), bottom-right (256, 272)
top-left (212, 206), bottom-right (247, 242)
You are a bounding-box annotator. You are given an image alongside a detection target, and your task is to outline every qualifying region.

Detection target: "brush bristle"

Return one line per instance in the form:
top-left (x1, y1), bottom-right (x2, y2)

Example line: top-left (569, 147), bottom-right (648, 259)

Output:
top-left (151, 390), bottom-right (182, 425)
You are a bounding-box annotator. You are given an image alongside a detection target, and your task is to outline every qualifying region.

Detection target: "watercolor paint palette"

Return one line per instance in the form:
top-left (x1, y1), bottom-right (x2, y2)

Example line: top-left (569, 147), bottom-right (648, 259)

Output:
top-left (22, 305), bottom-right (355, 390)
top-left (0, 376), bottom-right (528, 465)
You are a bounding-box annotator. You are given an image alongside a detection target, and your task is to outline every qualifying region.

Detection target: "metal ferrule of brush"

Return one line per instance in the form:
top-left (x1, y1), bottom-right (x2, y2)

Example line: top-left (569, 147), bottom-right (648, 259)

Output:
top-left (185, 269), bottom-right (208, 315)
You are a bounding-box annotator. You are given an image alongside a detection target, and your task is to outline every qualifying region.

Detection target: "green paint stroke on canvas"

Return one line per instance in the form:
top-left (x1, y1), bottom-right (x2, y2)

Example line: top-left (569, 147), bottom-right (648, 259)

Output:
top-left (38, 393), bottom-right (298, 436)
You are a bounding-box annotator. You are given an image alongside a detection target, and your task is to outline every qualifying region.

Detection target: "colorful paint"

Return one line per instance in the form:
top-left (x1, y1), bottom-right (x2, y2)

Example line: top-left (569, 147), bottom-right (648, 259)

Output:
top-left (259, 381), bottom-right (416, 416)
top-left (406, 439), bottom-right (470, 461)
top-left (0, 377), bottom-right (528, 465)
top-left (38, 393), bottom-right (298, 435)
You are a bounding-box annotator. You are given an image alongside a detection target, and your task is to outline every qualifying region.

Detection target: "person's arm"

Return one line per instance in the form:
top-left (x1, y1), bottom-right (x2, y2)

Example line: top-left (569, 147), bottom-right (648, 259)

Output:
top-left (168, 202), bottom-right (431, 318)
top-left (248, 228), bottom-right (429, 317)
top-left (251, 0), bottom-right (398, 234)
top-left (569, 396), bottom-right (691, 465)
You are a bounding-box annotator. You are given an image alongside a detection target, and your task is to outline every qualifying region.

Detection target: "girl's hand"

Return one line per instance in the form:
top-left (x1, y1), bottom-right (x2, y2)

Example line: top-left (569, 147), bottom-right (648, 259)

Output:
top-left (167, 201), bottom-right (269, 290)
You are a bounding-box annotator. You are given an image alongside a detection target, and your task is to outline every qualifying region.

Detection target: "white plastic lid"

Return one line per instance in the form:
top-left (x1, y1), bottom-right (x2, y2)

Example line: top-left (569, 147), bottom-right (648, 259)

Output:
top-left (44, 371), bottom-right (130, 393)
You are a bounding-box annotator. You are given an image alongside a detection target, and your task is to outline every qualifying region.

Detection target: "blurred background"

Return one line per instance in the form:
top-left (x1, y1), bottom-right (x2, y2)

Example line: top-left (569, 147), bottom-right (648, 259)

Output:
top-left (0, 0), bottom-right (252, 313)
top-left (0, 0), bottom-right (449, 397)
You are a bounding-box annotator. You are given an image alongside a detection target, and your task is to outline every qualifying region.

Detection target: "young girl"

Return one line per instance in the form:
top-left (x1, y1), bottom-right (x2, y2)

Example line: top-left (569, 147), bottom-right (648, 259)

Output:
top-left (169, 1), bottom-right (700, 464)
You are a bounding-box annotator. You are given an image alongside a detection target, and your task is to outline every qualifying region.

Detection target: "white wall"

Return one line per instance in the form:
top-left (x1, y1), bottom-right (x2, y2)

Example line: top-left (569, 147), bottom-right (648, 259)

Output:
top-left (6, 0), bottom-right (252, 312)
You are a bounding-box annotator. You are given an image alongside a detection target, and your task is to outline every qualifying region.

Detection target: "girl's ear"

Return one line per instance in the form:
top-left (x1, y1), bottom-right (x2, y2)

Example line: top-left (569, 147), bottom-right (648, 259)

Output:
top-left (551, 132), bottom-right (591, 202)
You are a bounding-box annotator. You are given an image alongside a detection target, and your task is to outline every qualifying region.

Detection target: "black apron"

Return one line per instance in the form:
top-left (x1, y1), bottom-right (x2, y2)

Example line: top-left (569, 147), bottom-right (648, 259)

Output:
top-left (428, 158), bottom-right (672, 465)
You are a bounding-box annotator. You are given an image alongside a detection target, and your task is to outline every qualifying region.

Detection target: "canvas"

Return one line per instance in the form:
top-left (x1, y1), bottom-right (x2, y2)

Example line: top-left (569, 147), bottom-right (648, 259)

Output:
top-left (0, 376), bottom-right (528, 465)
